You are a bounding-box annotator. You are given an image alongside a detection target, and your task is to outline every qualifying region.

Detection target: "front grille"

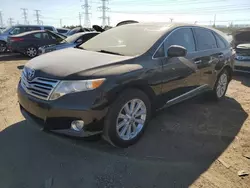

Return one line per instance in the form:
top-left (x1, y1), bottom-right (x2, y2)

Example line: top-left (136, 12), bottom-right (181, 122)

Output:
top-left (236, 48), bottom-right (250, 56)
top-left (235, 66), bottom-right (250, 72)
top-left (20, 72), bottom-right (59, 100)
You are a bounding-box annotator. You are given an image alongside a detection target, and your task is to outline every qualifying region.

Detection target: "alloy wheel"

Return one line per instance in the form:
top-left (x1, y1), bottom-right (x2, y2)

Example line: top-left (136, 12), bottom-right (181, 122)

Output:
top-left (26, 47), bottom-right (37, 57)
top-left (216, 73), bottom-right (228, 98)
top-left (116, 99), bottom-right (147, 141)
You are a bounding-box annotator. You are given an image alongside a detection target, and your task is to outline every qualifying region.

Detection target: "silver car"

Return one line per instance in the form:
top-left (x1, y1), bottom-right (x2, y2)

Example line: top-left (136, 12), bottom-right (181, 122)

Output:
top-left (232, 29), bottom-right (250, 73)
top-left (0, 25), bottom-right (57, 52)
top-left (38, 32), bottom-right (99, 55)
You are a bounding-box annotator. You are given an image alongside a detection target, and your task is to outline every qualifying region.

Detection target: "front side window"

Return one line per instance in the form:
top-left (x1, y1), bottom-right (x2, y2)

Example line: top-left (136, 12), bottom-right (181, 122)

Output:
top-left (214, 32), bottom-right (226, 48)
top-left (194, 28), bottom-right (217, 51)
top-left (164, 28), bottom-right (195, 54)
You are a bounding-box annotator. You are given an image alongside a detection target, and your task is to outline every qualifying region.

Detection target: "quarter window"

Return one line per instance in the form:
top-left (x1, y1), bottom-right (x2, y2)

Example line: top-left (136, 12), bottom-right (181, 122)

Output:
top-left (194, 28), bottom-right (217, 50)
top-left (164, 28), bottom-right (195, 54)
top-left (214, 33), bottom-right (226, 48)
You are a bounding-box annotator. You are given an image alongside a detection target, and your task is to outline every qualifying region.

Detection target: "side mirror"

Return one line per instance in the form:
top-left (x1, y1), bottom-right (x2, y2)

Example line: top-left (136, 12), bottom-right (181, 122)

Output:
top-left (167, 45), bottom-right (187, 58)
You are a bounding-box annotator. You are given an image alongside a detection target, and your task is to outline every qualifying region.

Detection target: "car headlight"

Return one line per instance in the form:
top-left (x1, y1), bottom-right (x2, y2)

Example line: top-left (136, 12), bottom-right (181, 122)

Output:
top-left (49, 78), bottom-right (105, 100)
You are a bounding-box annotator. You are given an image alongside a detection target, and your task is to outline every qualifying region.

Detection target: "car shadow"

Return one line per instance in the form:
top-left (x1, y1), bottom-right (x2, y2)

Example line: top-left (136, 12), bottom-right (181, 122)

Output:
top-left (0, 96), bottom-right (248, 188)
top-left (0, 53), bottom-right (30, 62)
top-left (233, 73), bottom-right (250, 87)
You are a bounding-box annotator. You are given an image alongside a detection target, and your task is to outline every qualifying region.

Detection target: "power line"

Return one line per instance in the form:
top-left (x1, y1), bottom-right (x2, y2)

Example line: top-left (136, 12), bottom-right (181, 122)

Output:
top-left (0, 11), bottom-right (3, 28)
top-left (8, 18), bottom-right (14, 26)
top-left (98, 0), bottom-right (110, 27)
top-left (34, 10), bottom-right (42, 25)
top-left (81, 0), bottom-right (91, 27)
top-left (21, 8), bottom-right (29, 25)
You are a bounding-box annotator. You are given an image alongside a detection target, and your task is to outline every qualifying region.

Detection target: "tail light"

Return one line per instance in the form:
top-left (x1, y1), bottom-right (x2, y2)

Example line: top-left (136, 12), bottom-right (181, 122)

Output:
top-left (10, 37), bottom-right (24, 42)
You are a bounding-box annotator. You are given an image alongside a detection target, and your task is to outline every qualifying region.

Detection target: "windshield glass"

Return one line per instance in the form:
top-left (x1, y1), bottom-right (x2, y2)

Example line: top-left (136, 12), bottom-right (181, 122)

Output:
top-left (1, 26), bottom-right (12, 33)
top-left (81, 24), bottom-right (170, 56)
top-left (62, 33), bottom-right (84, 43)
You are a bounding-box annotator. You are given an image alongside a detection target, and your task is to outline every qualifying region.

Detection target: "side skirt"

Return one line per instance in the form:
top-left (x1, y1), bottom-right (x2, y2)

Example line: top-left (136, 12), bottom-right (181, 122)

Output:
top-left (157, 84), bottom-right (210, 111)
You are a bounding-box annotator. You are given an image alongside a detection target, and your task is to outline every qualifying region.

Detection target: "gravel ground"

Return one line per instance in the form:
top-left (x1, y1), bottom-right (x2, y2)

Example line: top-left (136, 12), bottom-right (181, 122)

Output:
top-left (0, 54), bottom-right (250, 188)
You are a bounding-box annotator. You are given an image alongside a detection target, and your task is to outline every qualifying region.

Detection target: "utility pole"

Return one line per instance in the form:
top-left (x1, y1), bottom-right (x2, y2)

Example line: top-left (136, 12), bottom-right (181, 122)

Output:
top-left (99, 0), bottom-right (109, 27)
top-left (107, 17), bottom-right (110, 26)
top-left (79, 12), bottom-right (82, 26)
top-left (34, 10), bottom-right (42, 25)
top-left (21, 8), bottom-right (29, 24)
top-left (8, 18), bottom-right (14, 26)
top-left (213, 14), bottom-right (216, 27)
top-left (169, 18), bottom-right (174, 22)
top-left (0, 11), bottom-right (3, 28)
top-left (82, 0), bottom-right (91, 27)
top-left (60, 19), bottom-right (62, 27)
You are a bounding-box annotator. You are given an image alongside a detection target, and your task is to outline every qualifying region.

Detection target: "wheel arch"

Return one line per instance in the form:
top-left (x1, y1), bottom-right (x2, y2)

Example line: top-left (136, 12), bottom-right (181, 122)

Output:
top-left (106, 80), bottom-right (157, 106)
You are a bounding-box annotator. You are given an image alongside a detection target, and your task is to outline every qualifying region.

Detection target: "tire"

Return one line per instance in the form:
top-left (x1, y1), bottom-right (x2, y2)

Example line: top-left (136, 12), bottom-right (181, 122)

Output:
top-left (211, 69), bottom-right (230, 100)
top-left (25, 46), bottom-right (38, 58)
top-left (103, 89), bottom-right (151, 148)
top-left (0, 41), bottom-right (7, 53)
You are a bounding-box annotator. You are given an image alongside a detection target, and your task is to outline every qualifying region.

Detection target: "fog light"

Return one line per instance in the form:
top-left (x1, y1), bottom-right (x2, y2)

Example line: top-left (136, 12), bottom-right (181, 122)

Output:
top-left (71, 120), bottom-right (84, 131)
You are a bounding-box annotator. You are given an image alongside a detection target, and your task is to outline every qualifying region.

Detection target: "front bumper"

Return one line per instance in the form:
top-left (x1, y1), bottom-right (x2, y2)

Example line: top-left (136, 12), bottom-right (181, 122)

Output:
top-left (234, 60), bottom-right (250, 73)
top-left (18, 83), bottom-right (108, 137)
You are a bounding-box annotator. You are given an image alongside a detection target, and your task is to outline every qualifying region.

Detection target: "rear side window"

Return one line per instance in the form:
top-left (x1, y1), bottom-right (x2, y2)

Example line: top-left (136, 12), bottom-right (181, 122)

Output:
top-left (26, 26), bottom-right (41, 31)
top-left (214, 33), bottom-right (226, 48)
top-left (44, 26), bottom-right (54, 31)
top-left (33, 33), bottom-right (42, 39)
top-left (80, 33), bottom-right (99, 43)
top-left (164, 28), bottom-right (195, 53)
top-left (194, 28), bottom-right (217, 50)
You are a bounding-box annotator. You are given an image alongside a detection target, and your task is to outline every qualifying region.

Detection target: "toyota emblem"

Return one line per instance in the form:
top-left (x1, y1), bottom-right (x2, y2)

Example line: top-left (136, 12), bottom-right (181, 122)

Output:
top-left (26, 68), bottom-right (35, 81)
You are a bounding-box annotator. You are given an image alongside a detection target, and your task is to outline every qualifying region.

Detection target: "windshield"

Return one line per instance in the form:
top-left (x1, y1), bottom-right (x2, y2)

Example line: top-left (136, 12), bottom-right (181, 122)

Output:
top-left (1, 26), bottom-right (12, 34)
top-left (62, 33), bottom-right (84, 44)
top-left (81, 24), bottom-right (170, 56)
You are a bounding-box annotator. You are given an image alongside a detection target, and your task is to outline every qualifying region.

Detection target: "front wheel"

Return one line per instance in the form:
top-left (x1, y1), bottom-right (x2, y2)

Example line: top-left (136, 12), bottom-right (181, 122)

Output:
top-left (103, 89), bottom-right (151, 148)
top-left (25, 46), bottom-right (38, 58)
top-left (212, 69), bottom-right (230, 100)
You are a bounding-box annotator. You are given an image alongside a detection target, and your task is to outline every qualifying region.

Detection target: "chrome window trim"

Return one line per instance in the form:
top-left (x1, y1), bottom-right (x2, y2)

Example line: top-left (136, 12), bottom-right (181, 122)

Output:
top-left (152, 26), bottom-right (220, 60)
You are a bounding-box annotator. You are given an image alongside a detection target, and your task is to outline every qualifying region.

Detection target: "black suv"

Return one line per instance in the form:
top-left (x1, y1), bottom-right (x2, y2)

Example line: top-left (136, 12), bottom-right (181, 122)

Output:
top-left (18, 23), bottom-right (234, 148)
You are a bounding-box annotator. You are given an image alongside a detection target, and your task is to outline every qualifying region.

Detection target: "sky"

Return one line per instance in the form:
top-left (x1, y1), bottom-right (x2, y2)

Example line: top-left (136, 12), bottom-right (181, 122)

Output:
top-left (1, 0), bottom-right (250, 28)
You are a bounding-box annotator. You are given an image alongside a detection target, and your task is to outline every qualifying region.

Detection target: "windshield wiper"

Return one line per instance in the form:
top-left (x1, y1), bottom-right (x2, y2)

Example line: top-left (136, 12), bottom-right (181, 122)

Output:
top-left (98, 50), bottom-right (124, 56)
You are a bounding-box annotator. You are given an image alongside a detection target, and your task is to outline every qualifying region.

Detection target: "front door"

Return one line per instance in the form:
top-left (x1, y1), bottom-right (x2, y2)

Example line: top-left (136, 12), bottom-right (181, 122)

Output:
top-left (160, 27), bottom-right (201, 102)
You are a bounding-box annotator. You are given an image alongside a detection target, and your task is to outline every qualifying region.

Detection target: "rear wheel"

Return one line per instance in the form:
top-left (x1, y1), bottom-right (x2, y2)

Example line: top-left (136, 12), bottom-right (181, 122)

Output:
top-left (103, 89), bottom-right (151, 148)
top-left (26, 46), bottom-right (38, 58)
top-left (211, 69), bottom-right (229, 100)
top-left (0, 41), bottom-right (7, 53)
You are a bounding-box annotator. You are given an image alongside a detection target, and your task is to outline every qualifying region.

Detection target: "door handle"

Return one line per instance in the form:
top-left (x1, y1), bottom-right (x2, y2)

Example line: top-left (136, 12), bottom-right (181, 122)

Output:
top-left (194, 60), bottom-right (202, 64)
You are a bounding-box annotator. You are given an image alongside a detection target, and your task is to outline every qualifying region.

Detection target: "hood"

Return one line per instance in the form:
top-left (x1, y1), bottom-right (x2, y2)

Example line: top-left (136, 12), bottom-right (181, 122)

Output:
top-left (232, 30), bottom-right (250, 47)
top-left (236, 43), bottom-right (250, 49)
top-left (26, 48), bottom-right (133, 79)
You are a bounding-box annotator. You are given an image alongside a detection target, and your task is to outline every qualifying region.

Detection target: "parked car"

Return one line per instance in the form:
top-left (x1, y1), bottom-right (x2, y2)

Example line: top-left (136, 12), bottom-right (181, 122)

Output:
top-left (18, 23), bottom-right (234, 148)
top-left (38, 32), bottom-right (99, 55)
top-left (0, 25), bottom-right (57, 53)
top-left (56, 28), bottom-right (69, 35)
top-left (232, 28), bottom-right (250, 73)
top-left (8, 30), bottom-right (64, 57)
top-left (66, 27), bottom-right (95, 36)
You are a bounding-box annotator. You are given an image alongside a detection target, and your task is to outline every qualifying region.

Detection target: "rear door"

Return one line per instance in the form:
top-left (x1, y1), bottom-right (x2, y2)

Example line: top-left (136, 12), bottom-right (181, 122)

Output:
top-left (160, 27), bottom-right (201, 101)
top-left (192, 27), bottom-right (222, 87)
